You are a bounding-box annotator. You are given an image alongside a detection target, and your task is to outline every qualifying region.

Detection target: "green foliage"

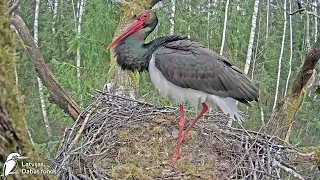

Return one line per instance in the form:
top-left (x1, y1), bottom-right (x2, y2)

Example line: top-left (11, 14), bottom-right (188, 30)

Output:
top-left (17, 0), bottom-right (320, 160)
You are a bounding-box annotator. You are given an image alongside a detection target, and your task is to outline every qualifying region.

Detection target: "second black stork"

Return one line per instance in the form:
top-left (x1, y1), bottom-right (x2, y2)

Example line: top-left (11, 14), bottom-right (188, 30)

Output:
top-left (107, 10), bottom-right (259, 164)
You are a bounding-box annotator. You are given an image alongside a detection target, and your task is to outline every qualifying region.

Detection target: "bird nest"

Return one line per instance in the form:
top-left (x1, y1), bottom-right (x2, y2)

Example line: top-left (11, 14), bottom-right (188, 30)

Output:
top-left (52, 89), bottom-right (317, 180)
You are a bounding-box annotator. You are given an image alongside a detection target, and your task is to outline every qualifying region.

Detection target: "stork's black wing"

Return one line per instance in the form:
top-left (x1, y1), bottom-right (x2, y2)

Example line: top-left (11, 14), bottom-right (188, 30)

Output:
top-left (152, 38), bottom-right (259, 105)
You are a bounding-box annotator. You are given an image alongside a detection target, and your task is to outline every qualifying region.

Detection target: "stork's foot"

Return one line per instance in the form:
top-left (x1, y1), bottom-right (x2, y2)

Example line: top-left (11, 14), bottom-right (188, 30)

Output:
top-left (170, 151), bottom-right (182, 164)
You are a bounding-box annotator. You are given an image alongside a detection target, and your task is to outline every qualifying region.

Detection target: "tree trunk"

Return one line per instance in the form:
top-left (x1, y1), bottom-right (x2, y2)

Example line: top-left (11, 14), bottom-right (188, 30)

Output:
top-left (0, 3), bottom-right (50, 179)
top-left (34, 0), bottom-right (52, 138)
top-left (267, 38), bottom-right (320, 139)
top-left (314, 0), bottom-right (318, 43)
top-left (52, 0), bottom-right (58, 33)
top-left (76, 0), bottom-right (86, 107)
top-left (169, 0), bottom-right (175, 35)
top-left (187, 2), bottom-right (191, 39)
top-left (285, 0), bottom-right (294, 96)
top-left (220, 0), bottom-right (229, 55)
top-left (9, 15), bottom-right (82, 121)
top-left (244, 0), bottom-right (260, 75)
top-left (107, 0), bottom-right (161, 97)
top-left (266, 0), bottom-right (269, 40)
top-left (306, 13), bottom-right (311, 51)
top-left (273, 0), bottom-right (287, 110)
top-left (251, 3), bottom-right (262, 80)
top-left (206, 0), bottom-right (211, 48)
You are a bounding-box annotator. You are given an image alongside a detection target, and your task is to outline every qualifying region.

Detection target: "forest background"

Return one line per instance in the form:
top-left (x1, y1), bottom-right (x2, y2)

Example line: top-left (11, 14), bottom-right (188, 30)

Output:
top-left (1, 0), bottom-right (320, 177)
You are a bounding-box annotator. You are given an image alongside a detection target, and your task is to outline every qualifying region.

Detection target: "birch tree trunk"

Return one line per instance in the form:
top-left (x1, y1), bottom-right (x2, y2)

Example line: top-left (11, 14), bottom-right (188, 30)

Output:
top-left (273, 0), bottom-right (287, 110)
top-left (220, 0), bottom-right (229, 55)
top-left (52, 0), bottom-right (58, 33)
top-left (76, 0), bottom-right (86, 106)
top-left (266, 0), bottom-right (270, 40)
top-left (169, 0), bottom-right (175, 35)
top-left (107, 0), bottom-right (161, 98)
top-left (314, 0), bottom-right (318, 43)
top-left (187, 2), bottom-right (191, 39)
top-left (285, 0), bottom-right (294, 96)
top-left (306, 13), bottom-right (311, 51)
top-left (206, 0), bottom-right (211, 48)
top-left (244, 0), bottom-right (260, 75)
top-left (34, 0), bottom-right (52, 138)
top-left (251, 4), bottom-right (262, 80)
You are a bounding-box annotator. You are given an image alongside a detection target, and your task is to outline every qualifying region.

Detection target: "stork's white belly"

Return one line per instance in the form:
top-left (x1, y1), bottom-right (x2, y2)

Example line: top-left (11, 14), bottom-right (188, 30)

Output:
top-left (148, 55), bottom-right (242, 121)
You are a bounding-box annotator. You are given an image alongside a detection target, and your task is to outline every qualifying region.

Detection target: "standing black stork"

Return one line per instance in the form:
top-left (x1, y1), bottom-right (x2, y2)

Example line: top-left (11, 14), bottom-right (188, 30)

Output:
top-left (107, 10), bottom-right (259, 163)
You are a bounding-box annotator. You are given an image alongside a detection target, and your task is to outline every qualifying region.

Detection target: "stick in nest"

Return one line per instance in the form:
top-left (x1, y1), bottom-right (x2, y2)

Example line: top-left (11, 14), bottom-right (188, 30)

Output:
top-left (69, 102), bottom-right (101, 150)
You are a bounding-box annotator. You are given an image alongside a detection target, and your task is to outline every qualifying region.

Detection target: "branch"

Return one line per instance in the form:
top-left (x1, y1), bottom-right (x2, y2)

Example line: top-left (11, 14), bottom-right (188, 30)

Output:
top-left (290, 8), bottom-right (305, 15)
top-left (8, 0), bottom-right (20, 15)
top-left (291, 38), bottom-right (320, 94)
top-left (9, 15), bottom-right (82, 121)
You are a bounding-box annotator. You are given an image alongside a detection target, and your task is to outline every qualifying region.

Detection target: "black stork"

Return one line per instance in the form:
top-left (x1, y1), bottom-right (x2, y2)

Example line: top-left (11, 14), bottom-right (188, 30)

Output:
top-left (107, 10), bottom-right (259, 164)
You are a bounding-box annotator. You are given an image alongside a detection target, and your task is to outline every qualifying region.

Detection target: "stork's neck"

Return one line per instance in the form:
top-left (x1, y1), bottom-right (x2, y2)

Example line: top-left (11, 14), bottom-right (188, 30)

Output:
top-left (114, 31), bottom-right (153, 72)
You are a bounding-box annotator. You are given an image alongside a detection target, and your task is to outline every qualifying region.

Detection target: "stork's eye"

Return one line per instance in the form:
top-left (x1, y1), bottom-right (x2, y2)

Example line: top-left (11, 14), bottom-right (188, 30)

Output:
top-left (140, 14), bottom-right (149, 21)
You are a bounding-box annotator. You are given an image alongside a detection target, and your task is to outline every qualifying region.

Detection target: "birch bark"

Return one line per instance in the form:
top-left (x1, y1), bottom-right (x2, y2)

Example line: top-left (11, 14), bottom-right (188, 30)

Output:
top-left (169, 0), bottom-right (175, 35)
top-left (76, 0), bottom-right (86, 106)
top-left (244, 0), bottom-right (260, 75)
top-left (285, 0), bottom-right (294, 96)
top-left (314, 0), bottom-right (318, 42)
top-left (273, 0), bottom-right (287, 110)
top-left (220, 0), bottom-right (229, 55)
top-left (266, 0), bottom-right (270, 40)
top-left (34, 0), bottom-right (52, 137)
top-left (52, 0), bottom-right (58, 33)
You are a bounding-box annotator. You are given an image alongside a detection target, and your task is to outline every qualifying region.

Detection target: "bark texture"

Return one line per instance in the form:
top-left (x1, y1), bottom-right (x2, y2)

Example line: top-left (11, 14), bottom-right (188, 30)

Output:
top-left (267, 38), bottom-right (320, 139)
top-left (107, 0), bottom-right (161, 94)
top-left (244, 0), bottom-right (260, 75)
top-left (9, 15), bottom-right (81, 121)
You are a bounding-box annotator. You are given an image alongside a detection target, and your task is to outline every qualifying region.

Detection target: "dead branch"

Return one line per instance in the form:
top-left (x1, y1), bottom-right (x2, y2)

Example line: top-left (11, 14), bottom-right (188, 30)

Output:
top-left (267, 38), bottom-right (320, 139)
top-left (7, 0), bottom-right (20, 15)
top-left (9, 15), bottom-right (81, 121)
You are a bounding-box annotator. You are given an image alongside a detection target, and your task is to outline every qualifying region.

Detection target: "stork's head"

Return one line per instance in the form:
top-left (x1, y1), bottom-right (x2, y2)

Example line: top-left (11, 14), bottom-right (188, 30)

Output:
top-left (107, 10), bottom-right (158, 49)
top-left (6, 153), bottom-right (27, 161)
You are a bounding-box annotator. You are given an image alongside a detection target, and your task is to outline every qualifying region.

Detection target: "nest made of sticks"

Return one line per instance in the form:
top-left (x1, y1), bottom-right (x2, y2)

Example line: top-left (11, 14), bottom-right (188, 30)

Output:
top-left (52, 89), bottom-right (318, 180)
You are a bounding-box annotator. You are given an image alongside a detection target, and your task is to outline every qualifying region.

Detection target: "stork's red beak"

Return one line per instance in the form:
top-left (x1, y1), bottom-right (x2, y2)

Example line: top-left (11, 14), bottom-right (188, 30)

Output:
top-left (107, 20), bottom-right (144, 49)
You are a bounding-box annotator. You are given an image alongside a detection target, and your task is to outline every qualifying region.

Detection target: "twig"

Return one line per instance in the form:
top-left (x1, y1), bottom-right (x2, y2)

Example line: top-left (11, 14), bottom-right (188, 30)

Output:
top-left (273, 160), bottom-right (305, 180)
top-left (69, 102), bottom-right (100, 149)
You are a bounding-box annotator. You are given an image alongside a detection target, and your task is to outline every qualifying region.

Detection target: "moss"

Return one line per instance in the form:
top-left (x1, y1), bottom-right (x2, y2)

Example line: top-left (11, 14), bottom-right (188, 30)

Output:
top-left (152, 126), bottom-right (164, 161)
top-left (312, 146), bottom-right (320, 164)
top-left (176, 161), bottom-right (198, 174)
top-left (285, 89), bottom-right (306, 123)
top-left (152, 126), bottom-right (164, 134)
top-left (188, 130), bottom-right (198, 138)
top-left (117, 130), bottom-right (132, 141)
top-left (111, 163), bottom-right (153, 180)
top-left (107, 0), bottom-right (154, 92)
top-left (0, 2), bottom-right (53, 179)
top-left (128, 71), bottom-right (140, 90)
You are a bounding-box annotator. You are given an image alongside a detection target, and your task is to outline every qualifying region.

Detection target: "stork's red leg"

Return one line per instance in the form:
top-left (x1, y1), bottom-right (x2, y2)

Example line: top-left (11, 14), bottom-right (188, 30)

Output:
top-left (181, 103), bottom-right (208, 139)
top-left (170, 104), bottom-right (185, 164)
